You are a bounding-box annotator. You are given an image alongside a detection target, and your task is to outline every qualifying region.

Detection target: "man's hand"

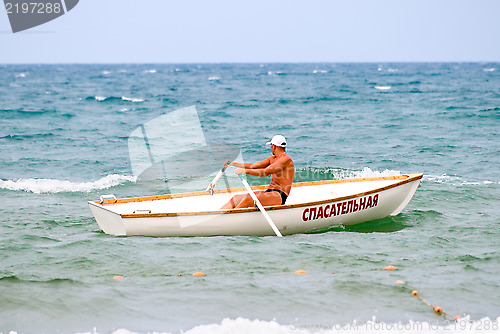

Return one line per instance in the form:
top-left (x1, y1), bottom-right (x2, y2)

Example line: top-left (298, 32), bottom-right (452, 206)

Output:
top-left (234, 168), bottom-right (245, 175)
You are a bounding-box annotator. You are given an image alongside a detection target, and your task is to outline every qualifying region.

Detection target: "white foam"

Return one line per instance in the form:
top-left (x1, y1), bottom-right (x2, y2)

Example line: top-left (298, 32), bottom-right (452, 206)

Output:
top-left (122, 96), bottom-right (144, 103)
top-left (0, 175), bottom-right (136, 194)
top-left (182, 318), bottom-right (296, 334)
top-left (301, 167), bottom-right (401, 181)
top-left (352, 167), bottom-right (401, 178)
top-left (92, 96), bottom-right (144, 102)
top-left (424, 174), bottom-right (499, 186)
top-left (100, 316), bottom-right (500, 334)
top-left (208, 76), bottom-right (220, 81)
top-left (483, 68), bottom-right (495, 72)
top-left (375, 85), bottom-right (391, 90)
top-left (145, 69), bottom-right (157, 73)
top-left (424, 173), bottom-right (460, 183)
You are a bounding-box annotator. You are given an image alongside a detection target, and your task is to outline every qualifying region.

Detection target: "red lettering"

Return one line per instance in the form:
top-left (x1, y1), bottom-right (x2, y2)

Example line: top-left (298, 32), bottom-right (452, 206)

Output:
top-left (310, 207), bottom-right (317, 220)
top-left (359, 197), bottom-right (366, 210)
top-left (337, 203), bottom-right (342, 215)
top-left (367, 196), bottom-right (373, 208)
top-left (353, 200), bottom-right (359, 212)
top-left (316, 206), bottom-right (324, 219)
top-left (373, 194), bottom-right (379, 207)
top-left (302, 208), bottom-right (310, 221)
top-left (324, 204), bottom-right (330, 218)
top-left (341, 202), bottom-right (347, 214)
top-left (347, 200), bottom-right (353, 213)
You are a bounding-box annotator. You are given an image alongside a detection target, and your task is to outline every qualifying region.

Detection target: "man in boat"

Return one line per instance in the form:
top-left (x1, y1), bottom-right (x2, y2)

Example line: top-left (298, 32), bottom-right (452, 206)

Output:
top-left (221, 135), bottom-right (295, 209)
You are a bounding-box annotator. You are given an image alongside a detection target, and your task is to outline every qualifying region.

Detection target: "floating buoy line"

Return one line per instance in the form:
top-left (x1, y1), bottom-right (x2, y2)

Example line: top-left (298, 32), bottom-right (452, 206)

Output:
top-left (394, 279), bottom-right (462, 321)
top-left (111, 265), bottom-right (464, 321)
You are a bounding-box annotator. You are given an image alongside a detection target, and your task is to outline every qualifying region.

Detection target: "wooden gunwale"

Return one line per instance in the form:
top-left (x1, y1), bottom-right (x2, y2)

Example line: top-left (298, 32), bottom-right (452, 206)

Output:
top-left (116, 173), bottom-right (423, 219)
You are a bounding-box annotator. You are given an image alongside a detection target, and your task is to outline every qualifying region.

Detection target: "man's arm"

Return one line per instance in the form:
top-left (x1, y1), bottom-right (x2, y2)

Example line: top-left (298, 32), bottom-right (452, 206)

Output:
top-left (226, 157), bottom-right (271, 170)
top-left (236, 156), bottom-right (290, 177)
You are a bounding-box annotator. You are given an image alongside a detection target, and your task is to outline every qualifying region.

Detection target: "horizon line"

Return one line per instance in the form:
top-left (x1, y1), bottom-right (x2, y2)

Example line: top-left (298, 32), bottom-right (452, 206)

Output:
top-left (1, 60), bottom-right (499, 65)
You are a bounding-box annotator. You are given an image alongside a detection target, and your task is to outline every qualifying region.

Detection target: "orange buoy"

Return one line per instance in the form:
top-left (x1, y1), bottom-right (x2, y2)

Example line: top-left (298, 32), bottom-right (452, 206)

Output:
top-left (455, 315), bottom-right (462, 321)
top-left (113, 276), bottom-right (123, 280)
top-left (192, 272), bottom-right (205, 277)
top-left (295, 269), bottom-right (307, 275)
top-left (395, 280), bottom-right (405, 285)
top-left (411, 290), bottom-right (419, 296)
top-left (385, 265), bottom-right (397, 271)
top-left (434, 306), bottom-right (442, 314)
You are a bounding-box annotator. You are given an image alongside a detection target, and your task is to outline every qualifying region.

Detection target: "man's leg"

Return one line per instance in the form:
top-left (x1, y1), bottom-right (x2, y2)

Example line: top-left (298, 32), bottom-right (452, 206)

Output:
top-left (221, 194), bottom-right (246, 209)
top-left (235, 191), bottom-right (281, 208)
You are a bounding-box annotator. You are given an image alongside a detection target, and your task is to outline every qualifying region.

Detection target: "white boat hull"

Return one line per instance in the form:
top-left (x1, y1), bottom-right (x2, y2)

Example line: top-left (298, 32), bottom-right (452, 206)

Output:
top-left (88, 174), bottom-right (423, 237)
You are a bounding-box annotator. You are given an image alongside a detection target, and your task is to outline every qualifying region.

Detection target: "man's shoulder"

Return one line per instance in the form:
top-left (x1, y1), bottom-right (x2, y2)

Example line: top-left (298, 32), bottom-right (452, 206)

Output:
top-left (279, 154), bottom-right (294, 167)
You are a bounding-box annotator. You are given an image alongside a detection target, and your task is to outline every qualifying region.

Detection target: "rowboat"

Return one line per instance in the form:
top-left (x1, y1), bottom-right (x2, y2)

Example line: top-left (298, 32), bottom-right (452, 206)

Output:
top-left (88, 173), bottom-right (423, 237)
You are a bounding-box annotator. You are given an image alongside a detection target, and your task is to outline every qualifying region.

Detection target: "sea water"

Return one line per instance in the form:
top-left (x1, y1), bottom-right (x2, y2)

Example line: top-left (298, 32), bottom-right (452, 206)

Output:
top-left (0, 63), bottom-right (499, 333)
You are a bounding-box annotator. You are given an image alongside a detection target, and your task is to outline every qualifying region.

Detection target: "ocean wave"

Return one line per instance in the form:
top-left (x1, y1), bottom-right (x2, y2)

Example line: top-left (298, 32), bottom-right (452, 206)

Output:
top-left (0, 133), bottom-right (56, 141)
top-left (0, 275), bottom-right (77, 285)
top-left (0, 108), bottom-right (56, 116)
top-left (187, 317), bottom-right (500, 334)
top-left (85, 96), bottom-right (145, 103)
top-left (295, 167), bottom-right (401, 182)
top-left (375, 85), bottom-right (392, 91)
top-left (443, 107), bottom-right (499, 119)
top-left (267, 71), bottom-right (286, 76)
top-left (423, 174), bottom-right (499, 186)
top-left (480, 107), bottom-right (500, 112)
top-left (64, 316), bottom-right (500, 334)
top-left (0, 174), bottom-right (136, 194)
top-left (353, 167), bottom-right (401, 178)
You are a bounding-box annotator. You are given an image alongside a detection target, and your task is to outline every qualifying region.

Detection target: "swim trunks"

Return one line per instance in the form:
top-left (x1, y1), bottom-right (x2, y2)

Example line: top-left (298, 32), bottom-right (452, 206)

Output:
top-left (265, 188), bottom-right (288, 205)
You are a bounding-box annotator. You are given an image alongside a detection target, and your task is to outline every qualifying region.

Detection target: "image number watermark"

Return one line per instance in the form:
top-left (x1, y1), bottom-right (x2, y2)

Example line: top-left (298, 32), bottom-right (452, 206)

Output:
top-left (5, 1), bottom-right (62, 14)
top-left (4, 0), bottom-right (79, 33)
top-left (290, 319), bottom-right (499, 331)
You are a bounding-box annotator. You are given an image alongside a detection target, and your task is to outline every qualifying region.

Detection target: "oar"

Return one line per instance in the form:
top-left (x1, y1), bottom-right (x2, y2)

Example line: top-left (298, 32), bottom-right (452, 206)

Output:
top-left (238, 174), bottom-right (283, 237)
top-left (206, 165), bottom-right (228, 195)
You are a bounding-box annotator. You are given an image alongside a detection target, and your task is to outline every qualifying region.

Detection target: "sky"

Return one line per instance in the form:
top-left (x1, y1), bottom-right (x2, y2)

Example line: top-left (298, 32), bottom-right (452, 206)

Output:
top-left (1, 0), bottom-right (499, 63)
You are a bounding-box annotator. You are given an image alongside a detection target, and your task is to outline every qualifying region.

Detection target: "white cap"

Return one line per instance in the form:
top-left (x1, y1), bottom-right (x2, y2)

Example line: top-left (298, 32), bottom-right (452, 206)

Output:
top-left (266, 135), bottom-right (287, 148)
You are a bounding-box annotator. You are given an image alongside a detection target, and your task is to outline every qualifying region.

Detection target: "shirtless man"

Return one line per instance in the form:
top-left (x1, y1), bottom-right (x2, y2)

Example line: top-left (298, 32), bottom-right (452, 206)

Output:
top-left (221, 135), bottom-right (295, 209)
